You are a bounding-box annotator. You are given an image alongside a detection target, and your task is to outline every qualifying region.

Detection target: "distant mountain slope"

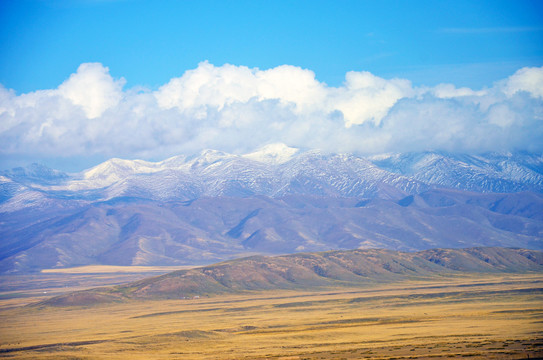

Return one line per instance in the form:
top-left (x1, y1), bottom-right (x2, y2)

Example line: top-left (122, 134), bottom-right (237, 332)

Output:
top-left (41, 247), bottom-right (543, 306)
top-left (2, 190), bottom-right (542, 273)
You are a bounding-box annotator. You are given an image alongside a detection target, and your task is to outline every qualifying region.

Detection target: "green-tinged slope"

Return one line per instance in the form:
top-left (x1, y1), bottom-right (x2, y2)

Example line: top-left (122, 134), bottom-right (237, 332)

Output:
top-left (38, 247), bottom-right (543, 306)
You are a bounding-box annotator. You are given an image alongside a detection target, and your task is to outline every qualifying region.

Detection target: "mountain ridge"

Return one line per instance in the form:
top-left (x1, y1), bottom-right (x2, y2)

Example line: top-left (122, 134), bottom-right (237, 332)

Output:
top-left (38, 246), bottom-right (543, 306)
top-left (2, 147), bottom-right (542, 209)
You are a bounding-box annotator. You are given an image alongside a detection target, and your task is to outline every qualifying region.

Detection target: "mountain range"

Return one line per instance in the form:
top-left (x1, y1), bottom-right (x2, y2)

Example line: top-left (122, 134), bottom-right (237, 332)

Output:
top-left (1, 144), bottom-right (542, 273)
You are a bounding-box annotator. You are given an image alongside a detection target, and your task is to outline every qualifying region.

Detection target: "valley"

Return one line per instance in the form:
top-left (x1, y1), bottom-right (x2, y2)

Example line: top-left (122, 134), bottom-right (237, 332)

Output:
top-left (0, 246), bottom-right (541, 359)
top-left (0, 273), bottom-right (541, 359)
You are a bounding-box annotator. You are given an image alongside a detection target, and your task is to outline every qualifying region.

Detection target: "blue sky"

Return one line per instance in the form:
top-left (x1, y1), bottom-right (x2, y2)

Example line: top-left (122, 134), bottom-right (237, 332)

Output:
top-left (1, 0), bottom-right (542, 92)
top-left (0, 0), bottom-right (542, 171)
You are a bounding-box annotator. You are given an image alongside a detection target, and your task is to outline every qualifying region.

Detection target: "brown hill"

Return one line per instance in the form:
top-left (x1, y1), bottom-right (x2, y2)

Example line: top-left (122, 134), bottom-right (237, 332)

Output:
top-left (39, 247), bottom-right (543, 306)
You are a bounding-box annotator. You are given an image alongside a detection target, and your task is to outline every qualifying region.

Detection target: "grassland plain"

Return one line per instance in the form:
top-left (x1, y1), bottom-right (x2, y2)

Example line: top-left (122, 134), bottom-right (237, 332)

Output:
top-left (0, 273), bottom-right (542, 359)
top-left (0, 266), bottom-right (191, 309)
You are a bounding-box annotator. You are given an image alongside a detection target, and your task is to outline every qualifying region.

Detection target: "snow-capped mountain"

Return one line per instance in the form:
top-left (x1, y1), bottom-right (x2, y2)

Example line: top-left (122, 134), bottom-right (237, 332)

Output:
top-left (242, 143), bottom-right (299, 164)
top-left (371, 151), bottom-right (543, 193)
top-left (0, 163), bottom-right (68, 186)
top-left (4, 145), bottom-right (542, 210)
top-left (1, 146), bottom-right (542, 272)
top-left (1, 145), bottom-right (426, 206)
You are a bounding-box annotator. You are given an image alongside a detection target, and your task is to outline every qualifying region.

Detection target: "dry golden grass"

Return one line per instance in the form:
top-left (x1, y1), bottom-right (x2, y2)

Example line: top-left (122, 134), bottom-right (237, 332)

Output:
top-left (0, 273), bottom-right (541, 359)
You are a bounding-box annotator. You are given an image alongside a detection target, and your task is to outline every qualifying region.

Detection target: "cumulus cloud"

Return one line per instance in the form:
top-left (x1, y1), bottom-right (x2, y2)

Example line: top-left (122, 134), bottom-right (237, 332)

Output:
top-left (0, 62), bottom-right (542, 168)
top-left (500, 66), bottom-right (543, 99)
top-left (331, 71), bottom-right (413, 127)
top-left (57, 63), bottom-right (125, 119)
top-left (155, 61), bottom-right (327, 116)
top-left (154, 62), bottom-right (407, 127)
top-left (431, 83), bottom-right (486, 99)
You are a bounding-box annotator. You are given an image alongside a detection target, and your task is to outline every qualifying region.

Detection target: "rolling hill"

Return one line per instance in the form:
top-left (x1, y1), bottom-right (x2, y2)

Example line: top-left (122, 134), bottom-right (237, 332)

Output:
top-left (40, 246), bottom-right (543, 306)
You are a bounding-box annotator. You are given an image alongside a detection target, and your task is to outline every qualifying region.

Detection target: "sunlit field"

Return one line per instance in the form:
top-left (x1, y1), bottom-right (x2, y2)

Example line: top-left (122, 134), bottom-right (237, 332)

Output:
top-left (1, 273), bottom-right (541, 359)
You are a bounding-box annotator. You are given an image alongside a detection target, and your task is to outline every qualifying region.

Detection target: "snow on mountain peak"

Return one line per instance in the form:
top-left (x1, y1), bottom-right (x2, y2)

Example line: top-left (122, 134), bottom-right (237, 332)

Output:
top-left (187, 149), bottom-right (235, 168)
top-left (243, 143), bottom-right (299, 164)
top-left (160, 155), bottom-right (187, 168)
top-left (83, 158), bottom-right (159, 179)
top-left (75, 158), bottom-right (162, 189)
top-left (2, 150), bottom-right (542, 201)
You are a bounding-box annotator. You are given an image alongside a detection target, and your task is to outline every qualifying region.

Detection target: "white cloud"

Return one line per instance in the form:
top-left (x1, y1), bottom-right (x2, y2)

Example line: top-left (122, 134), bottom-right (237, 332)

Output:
top-left (156, 61), bottom-right (255, 111)
top-left (155, 61), bottom-right (327, 116)
top-left (431, 83), bottom-right (486, 99)
top-left (155, 63), bottom-right (409, 127)
top-left (501, 66), bottom-right (543, 99)
top-left (331, 71), bottom-right (413, 127)
top-left (0, 63), bottom-right (542, 169)
top-left (57, 63), bottom-right (125, 119)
